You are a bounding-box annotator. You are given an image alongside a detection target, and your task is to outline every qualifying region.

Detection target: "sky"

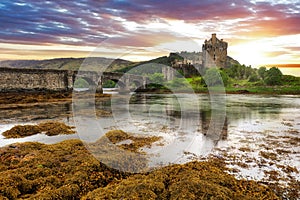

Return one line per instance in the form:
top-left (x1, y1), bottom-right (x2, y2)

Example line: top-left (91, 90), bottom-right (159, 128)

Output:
top-left (0, 0), bottom-right (299, 74)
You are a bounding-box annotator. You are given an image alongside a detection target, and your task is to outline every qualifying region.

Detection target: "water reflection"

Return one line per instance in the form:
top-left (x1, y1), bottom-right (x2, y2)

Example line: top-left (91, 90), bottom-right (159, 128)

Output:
top-left (201, 110), bottom-right (228, 140)
top-left (226, 95), bottom-right (285, 122)
top-left (0, 102), bottom-right (72, 122)
top-left (72, 93), bottom-right (228, 171)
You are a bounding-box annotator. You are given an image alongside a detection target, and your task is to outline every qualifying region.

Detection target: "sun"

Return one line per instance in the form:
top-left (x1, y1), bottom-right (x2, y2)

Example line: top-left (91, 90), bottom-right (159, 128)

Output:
top-left (230, 42), bottom-right (269, 67)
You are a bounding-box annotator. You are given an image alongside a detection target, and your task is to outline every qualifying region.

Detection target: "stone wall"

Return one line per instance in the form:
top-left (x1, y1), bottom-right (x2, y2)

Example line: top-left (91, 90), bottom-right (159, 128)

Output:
top-left (172, 64), bottom-right (201, 78)
top-left (0, 68), bottom-right (147, 92)
top-left (0, 68), bottom-right (73, 92)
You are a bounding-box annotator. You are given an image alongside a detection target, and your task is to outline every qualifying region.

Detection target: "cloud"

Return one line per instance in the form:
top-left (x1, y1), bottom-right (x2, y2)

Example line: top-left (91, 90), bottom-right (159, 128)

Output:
top-left (0, 0), bottom-right (299, 64)
top-left (285, 47), bottom-right (300, 51)
top-left (0, 0), bottom-right (126, 46)
top-left (107, 31), bottom-right (189, 47)
top-left (1, 0), bottom-right (299, 46)
top-left (264, 51), bottom-right (290, 57)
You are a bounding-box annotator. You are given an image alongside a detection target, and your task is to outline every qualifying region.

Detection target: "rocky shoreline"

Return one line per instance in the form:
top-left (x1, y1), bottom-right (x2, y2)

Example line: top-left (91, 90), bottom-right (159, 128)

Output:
top-left (0, 137), bottom-right (280, 200)
top-left (0, 91), bottom-right (111, 105)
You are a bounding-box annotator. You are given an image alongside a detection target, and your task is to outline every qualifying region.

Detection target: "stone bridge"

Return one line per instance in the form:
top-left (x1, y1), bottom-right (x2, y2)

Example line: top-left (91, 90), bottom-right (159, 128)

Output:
top-left (0, 67), bottom-right (148, 93)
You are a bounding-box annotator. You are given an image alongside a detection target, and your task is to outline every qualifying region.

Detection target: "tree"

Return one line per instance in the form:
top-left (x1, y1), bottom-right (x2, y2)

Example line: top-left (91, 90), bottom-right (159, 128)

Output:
top-left (264, 67), bottom-right (283, 85)
top-left (224, 64), bottom-right (238, 78)
top-left (149, 73), bottom-right (164, 85)
top-left (258, 67), bottom-right (267, 80)
top-left (220, 70), bottom-right (230, 86)
top-left (245, 66), bottom-right (253, 79)
top-left (103, 80), bottom-right (116, 88)
top-left (204, 68), bottom-right (228, 86)
top-left (225, 64), bottom-right (255, 80)
top-left (167, 78), bottom-right (189, 89)
top-left (249, 73), bottom-right (259, 82)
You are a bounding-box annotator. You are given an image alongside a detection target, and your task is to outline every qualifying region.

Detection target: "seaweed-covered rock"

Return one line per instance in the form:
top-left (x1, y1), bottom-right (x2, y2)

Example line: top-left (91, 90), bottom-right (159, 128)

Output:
top-left (105, 130), bottom-right (161, 152)
top-left (83, 160), bottom-right (279, 200)
top-left (88, 130), bottom-right (162, 173)
top-left (2, 125), bottom-right (40, 138)
top-left (0, 131), bottom-right (281, 200)
top-left (0, 139), bottom-right (128, 199)
top-left (38, 121), bottom-right (75, 136)
top-left (2, 121), bottom-right (75, 138)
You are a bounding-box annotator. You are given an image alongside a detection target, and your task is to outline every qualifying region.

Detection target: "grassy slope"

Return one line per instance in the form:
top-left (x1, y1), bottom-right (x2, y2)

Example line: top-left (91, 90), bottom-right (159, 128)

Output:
top-left (186, 76), bottom-right (300, 95)
top-left (0, 57), bottom-right (133, 72)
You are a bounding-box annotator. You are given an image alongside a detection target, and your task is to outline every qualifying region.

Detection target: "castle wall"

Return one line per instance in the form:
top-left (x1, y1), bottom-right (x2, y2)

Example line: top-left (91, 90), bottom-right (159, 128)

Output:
top-left (172, 64), bottom-right (201, 78)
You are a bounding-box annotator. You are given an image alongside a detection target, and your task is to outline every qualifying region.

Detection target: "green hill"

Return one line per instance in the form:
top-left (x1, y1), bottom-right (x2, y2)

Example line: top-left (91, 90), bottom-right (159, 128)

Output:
top-left (0, 52), bottom-right (240, 73)
top-left (0, 57), bottom-right (133, 72)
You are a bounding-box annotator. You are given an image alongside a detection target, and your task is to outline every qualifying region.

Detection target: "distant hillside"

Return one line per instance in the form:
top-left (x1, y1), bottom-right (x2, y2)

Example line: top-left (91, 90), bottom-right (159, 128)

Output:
top-left (226, 56), bottom-right (240, 68)
top-left (0, 57), bottom-right (133, 72)
top-left (0, 52), bottom-right (240, 74)
top-left (114, 54), bottom-right (183, 74)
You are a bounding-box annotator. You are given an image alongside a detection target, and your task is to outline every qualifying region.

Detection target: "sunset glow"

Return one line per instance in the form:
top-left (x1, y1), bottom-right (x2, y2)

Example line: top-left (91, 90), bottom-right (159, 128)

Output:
top-left (0, 0), bottom-right (299, 74)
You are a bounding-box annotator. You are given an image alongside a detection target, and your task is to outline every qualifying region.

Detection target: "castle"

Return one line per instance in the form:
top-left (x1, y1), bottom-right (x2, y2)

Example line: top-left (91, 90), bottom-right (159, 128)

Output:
top-left (163, 34), bottom-right (229, 80)
top-left (202, 33), bottom-right (228, 68)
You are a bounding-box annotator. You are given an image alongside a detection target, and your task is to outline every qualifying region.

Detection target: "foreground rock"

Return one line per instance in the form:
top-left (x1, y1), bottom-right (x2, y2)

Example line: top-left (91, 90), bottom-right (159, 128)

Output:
top-left (2, 121), bottom-right (75, 138)
top-left (83, 159), bottom-right (278, 200)
top-left (0, 138), bottom-right (280, 199)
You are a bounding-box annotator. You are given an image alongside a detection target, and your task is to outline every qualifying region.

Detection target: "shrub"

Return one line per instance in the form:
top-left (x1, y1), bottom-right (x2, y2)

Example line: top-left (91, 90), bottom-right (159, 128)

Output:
top-left (264, 67), bottom-right (283, 86)
top-left (203, 68), bottom-right (229, 86)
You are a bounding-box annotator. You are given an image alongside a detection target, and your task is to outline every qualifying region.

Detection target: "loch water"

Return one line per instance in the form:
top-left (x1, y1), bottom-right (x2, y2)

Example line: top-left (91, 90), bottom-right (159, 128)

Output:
top-left (0, 93), bottom-right (299, 180)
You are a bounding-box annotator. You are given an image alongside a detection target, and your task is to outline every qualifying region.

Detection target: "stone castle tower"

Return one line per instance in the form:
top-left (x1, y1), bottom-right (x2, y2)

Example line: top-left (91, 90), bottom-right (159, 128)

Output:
top-left (202, 33), bottom-right (228, 68)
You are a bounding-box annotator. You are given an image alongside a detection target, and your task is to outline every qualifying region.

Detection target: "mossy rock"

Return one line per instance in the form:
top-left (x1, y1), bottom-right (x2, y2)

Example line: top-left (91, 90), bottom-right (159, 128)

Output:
top-left (83, 160), bottom-right (279, 200)
top-left (2, 125), bottom-right (40, 138)
top-left (0, 139), bottom-right (128, 199)
top-left (0, 133), bottom-right (286, 199)
top-left (105, 130), bottom-right (161, 152)
top-left (2, 121), bottom-right (75, 138)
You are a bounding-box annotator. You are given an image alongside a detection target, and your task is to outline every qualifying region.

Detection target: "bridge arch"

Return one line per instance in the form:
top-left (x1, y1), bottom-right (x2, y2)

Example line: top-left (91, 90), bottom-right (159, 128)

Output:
top-left (131, 80), bottom-right (143, 89)
top-left (77, 77), bottom-right (96, 86)
top-left (81, 77), bottom-right (96, 86)
top-left (73, 77), bottom-right (98, 91)
top-left (102, 78), bottom-right (126, 88)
